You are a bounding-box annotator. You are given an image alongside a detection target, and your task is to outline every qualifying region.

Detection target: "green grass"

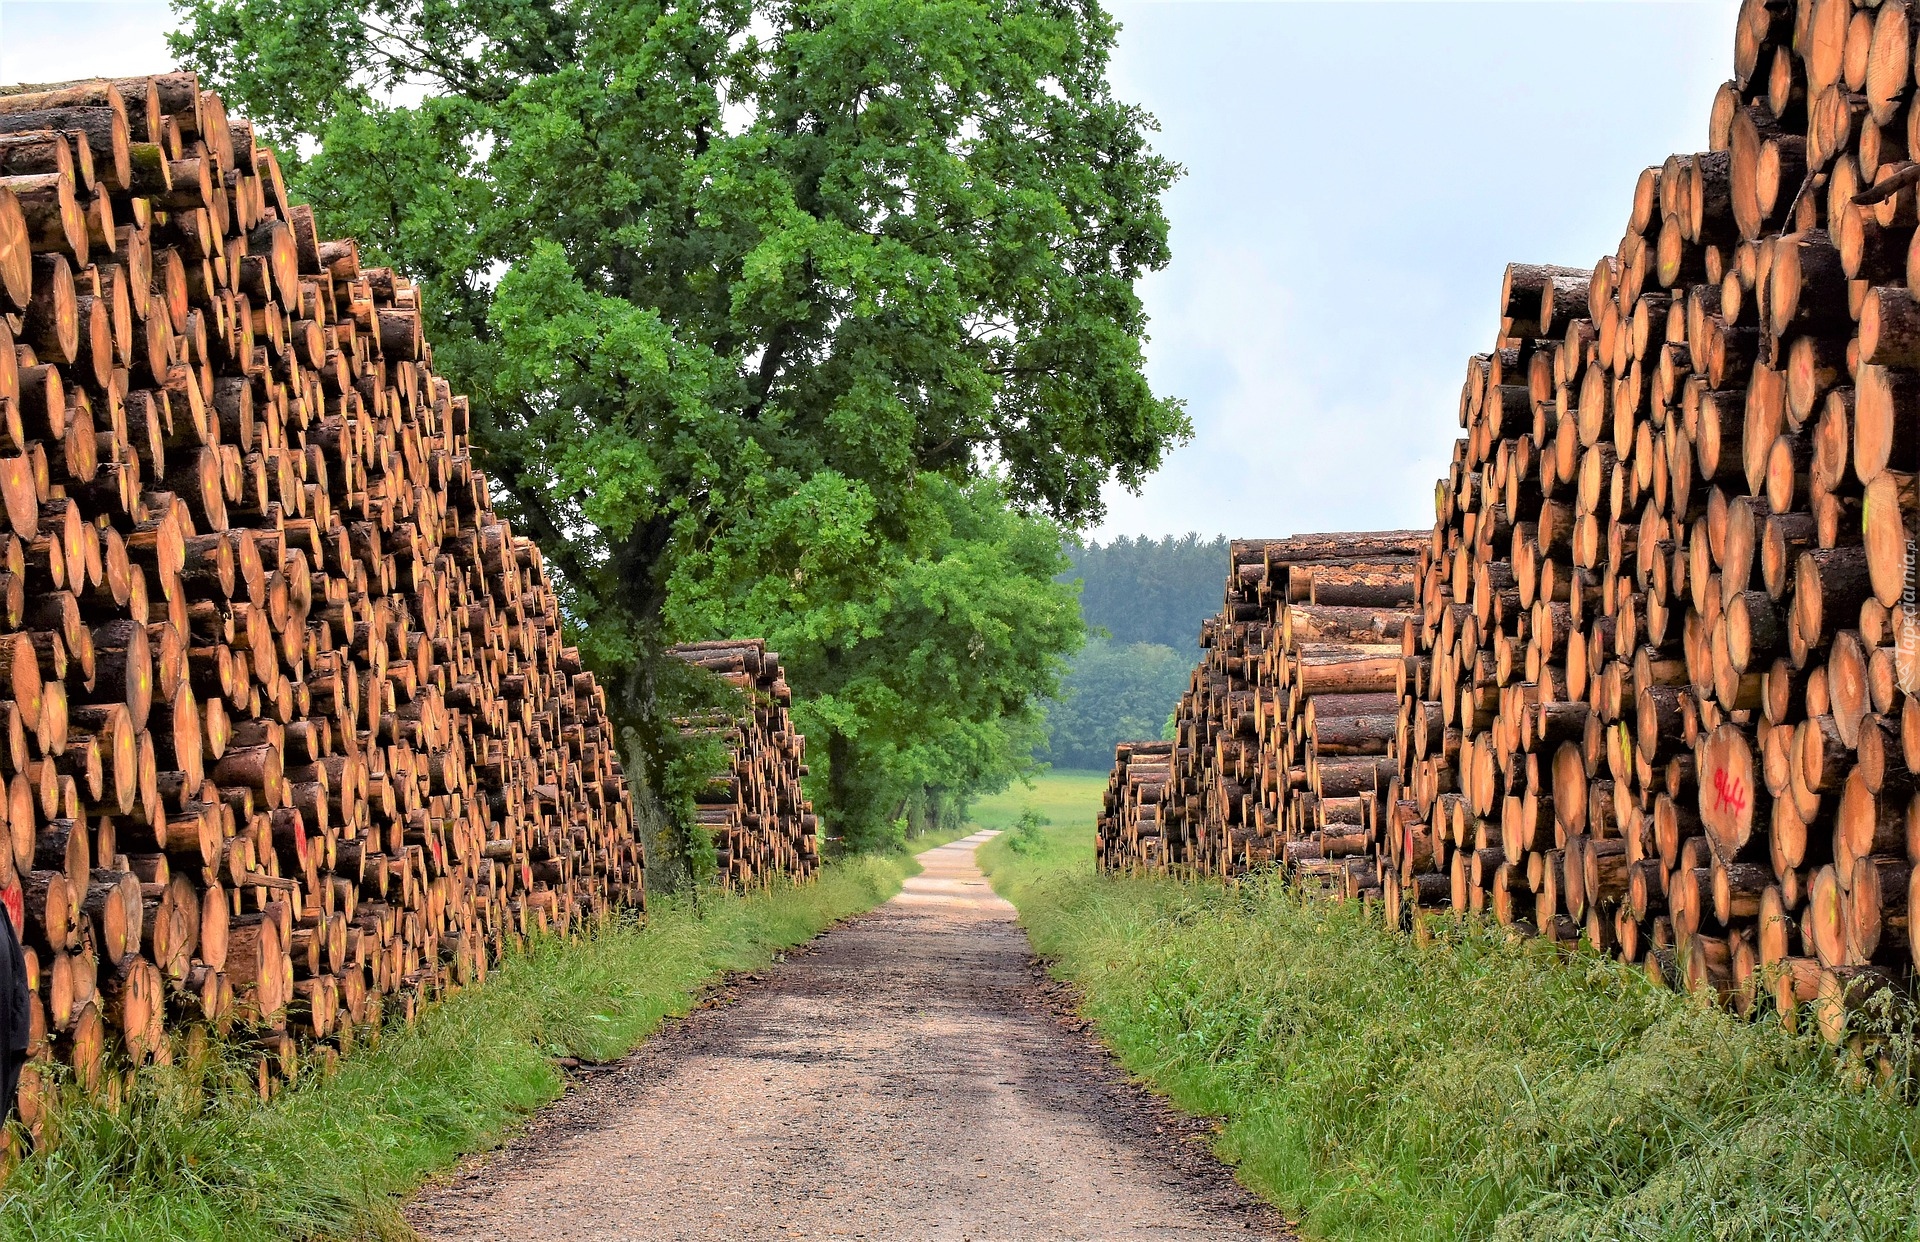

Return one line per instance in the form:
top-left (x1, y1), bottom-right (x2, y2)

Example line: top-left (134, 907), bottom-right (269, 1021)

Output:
top-left (980, 814), bottom-right (1920, 1242)
top-left (1, 839), bottom-right (958, 1242)
top-left (965, 768), bottom-right (1107, 834)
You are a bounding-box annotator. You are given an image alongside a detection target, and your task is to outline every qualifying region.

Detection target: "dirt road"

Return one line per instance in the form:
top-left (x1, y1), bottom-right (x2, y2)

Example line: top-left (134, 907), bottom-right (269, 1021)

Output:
top-left (409, 831), bottom-right (1289, 1241)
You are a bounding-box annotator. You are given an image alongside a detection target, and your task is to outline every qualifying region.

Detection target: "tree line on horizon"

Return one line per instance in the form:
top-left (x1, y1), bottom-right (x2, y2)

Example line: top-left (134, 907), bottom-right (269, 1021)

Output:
top-left (1041, 535), bottom-right (1228, 770)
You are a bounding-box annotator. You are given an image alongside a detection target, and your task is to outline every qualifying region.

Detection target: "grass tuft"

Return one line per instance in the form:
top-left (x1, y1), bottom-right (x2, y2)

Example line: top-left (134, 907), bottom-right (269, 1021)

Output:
top-left (1, 840), bottom-right (951, 1242)
top-left (979, 782), bottom-right (1920, 1242)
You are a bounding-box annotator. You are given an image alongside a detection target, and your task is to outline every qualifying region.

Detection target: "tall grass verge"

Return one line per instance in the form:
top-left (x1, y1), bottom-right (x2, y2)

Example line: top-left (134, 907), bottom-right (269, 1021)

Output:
top-left (981, 819), bottom-right (1920, 1242)
top-left (1, 840), bottom-right (950, 1241)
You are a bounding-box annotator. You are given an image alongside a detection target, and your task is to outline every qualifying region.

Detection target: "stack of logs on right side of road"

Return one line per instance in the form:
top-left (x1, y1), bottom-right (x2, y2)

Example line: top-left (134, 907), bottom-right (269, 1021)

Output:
top-left (1099, 532), bottom-right (1421, 883)
top-left (666, 641), bottom-right (819, 889)
top-left (1250, 534), bottom-right (1420, 899)
top-left (1105, 0), bottom-right (1920, 1047)
top-left (1096, 740), bottom-right (1174, 874)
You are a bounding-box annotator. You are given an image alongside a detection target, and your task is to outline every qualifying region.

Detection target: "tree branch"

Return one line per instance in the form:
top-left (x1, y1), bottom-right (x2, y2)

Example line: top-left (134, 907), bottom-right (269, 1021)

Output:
top-left (359, 18), bottom-right (499, 102)
top-left (742, 326), bottom-right (792, 422)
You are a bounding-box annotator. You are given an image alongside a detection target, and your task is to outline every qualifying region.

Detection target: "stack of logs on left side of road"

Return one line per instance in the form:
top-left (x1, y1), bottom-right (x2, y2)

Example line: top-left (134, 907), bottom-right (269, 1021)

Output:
top-left (0, 71), bottom-right (645, 1146)
top-left (1098, 532), bottom-right (1423, 882)
top-left (666, 641), bottom-right (819, 889)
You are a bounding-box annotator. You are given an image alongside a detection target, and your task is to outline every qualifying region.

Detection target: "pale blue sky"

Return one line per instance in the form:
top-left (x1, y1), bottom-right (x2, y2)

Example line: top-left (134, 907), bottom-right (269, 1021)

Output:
top-left (0, 0), bottom-right (1740, 540)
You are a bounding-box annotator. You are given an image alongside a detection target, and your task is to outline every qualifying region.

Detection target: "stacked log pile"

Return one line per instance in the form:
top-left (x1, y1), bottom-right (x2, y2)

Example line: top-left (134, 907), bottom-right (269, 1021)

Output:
top-left (665, 641), bottom-right (818, 888)
top-left (1160, 554), bottom-right (1266, 876)
top-left (1381, 0), bottom-right (1920, 1040)
top-left (1107, 0), bottom-right (1920, 1041)
top-left (0, 72), bottom-right (642, 1139)
top-left (1093, 562), bottom-right (1269, 876)
top-left (1244, 534), bottom-right (1419, 896)
top-left (1099, 534), bottom-right (1421, 881)
top-left (1095, 740), bottom-right (1173, 873)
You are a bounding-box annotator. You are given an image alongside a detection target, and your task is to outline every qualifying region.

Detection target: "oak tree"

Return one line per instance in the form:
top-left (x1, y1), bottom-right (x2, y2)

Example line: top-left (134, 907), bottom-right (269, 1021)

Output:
top-left (172, 0), bottom-right (1185, 852)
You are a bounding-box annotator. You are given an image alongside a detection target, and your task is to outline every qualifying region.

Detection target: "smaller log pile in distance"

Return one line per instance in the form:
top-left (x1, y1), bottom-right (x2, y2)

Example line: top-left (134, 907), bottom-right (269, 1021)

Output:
top-left (1246, 534), bottom-right (1418, 897)
top-left (0, 72), bottom-right (642, 1145)
top-left (1095, 740), bottom-right (1172, 872)
top-left (666, 641), bottom-right (819, 888)
top-left (1097, 532), bottom-right (1422, 881)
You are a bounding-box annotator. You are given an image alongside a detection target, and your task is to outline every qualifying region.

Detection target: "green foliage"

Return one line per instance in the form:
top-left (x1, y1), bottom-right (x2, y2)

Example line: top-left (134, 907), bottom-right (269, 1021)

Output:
top-left (673, 473), bottom-right (1083, 848)
top-left (661, 734), bottom-right (729, 885)
top-left (1039, 532), bottom-right (1222, 770)
top-left (1064, 533), bottom-right (1227, 648)
top-left (0, 846), bottom-right (947, 1241)
top-left (1041, 636), bottom-right (1191, 769)
top-left (981, 821), bottom-right (1920, 1242)
top-left (1005, 806), bottom-right (1050, 854)
top-left (169, 0), bottom-right (1187, 862)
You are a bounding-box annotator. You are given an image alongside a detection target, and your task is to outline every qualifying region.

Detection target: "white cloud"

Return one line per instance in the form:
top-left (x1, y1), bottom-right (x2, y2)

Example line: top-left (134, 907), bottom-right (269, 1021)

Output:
top-left (1103, 240), bottom-right (1451, 539)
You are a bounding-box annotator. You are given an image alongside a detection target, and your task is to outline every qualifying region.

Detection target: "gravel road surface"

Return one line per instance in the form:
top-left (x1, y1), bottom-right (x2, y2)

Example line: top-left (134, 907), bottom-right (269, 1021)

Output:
top-left (408, 831), bottom-right (1290, 1241)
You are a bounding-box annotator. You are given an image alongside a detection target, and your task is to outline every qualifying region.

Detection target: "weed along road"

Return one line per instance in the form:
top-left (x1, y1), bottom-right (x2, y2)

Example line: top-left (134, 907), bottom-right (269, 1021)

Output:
top-left (408, 832), bottom-right (1286, 1240)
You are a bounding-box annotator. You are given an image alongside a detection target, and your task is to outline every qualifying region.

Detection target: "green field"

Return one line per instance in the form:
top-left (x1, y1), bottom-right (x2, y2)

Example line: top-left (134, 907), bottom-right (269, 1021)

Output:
top-left (979, 817), bottom-right (1920, 1242)
top-left (965, 768), bottom-right (1107, 835)
top-left (0, 844), bottom-right (957, 1242)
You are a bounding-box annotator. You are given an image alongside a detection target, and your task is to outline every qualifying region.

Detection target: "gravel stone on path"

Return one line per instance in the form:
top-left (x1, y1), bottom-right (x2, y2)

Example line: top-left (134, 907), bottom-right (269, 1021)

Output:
top-left (408, 831), bottom-right (1293, 1241)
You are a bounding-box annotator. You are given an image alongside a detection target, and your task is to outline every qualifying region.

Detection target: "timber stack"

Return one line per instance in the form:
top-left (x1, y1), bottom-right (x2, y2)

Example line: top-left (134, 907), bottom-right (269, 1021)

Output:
top-left (1384, 0), bottom-right (1920, 1044)
top-left (1245, 533), bottom-right (1419, 897)
top-left (1161, 554), bottom-right (1265, 876)
top-left (1095, 740), bottom-right (1173, 873)
top-left (1108, 0), bottom-right (1920, 1043)
top-left (0, 72), bottom-right (644, 1145)
top-left (1102, 533), bottom-right (1420, 881)
top-left (665, 641), bottom-right (818, 888)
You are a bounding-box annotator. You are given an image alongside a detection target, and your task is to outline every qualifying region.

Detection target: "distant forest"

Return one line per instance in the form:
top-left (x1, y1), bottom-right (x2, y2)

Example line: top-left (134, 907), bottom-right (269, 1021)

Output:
top-left (1064, 534), bottom-right (1231, 649)
top-left (1041, 535), bottom-right (1230, 770)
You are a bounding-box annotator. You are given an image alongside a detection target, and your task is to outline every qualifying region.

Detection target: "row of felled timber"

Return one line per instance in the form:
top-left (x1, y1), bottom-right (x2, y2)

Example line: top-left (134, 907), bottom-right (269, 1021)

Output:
top-left (1097, 532), bottom-right (1420, 880)
top-left (0, 72), bottom-right (827, 1144)
top-left (0, 70), bottom-right (678, 1146)
top-left (1101, 0), bottom-right (1920, 1047)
